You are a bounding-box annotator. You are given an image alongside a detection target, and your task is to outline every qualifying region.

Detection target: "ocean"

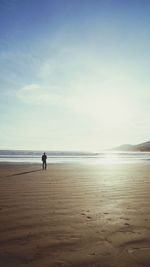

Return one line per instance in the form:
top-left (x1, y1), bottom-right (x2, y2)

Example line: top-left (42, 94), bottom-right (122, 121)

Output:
top-left (0, 150), bottom-right (150, 164)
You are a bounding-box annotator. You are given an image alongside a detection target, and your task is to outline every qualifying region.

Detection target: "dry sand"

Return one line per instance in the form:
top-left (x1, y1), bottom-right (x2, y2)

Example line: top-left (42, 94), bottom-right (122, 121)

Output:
top-left (0, 162), bottom-right (150, 267)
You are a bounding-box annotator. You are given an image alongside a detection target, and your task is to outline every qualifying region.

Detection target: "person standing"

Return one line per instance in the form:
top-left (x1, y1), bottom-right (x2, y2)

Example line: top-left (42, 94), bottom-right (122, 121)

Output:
top-left (42, 152), bottom-right (47, 170)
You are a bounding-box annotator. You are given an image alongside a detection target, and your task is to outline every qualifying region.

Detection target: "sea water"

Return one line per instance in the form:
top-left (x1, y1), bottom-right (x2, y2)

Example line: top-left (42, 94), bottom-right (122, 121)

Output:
top-left (0, 150), bottom-right (150, 164)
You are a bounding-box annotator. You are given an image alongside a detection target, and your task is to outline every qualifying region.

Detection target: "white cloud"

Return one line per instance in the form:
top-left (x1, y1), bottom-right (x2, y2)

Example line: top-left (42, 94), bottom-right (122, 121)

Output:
top-left (17, 83), bottom-right (134, 129)
top-left (17, 84), bottom-right (65, 106)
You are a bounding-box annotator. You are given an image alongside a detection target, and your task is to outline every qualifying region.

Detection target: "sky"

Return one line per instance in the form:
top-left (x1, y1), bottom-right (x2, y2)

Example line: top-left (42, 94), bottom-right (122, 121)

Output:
top-left (0, 0), bottom-right (150, 151)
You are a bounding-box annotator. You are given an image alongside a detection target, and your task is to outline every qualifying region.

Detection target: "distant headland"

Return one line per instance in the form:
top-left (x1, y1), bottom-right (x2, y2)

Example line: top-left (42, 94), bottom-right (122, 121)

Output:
top-left (112, 141), bottom-right (150, 152)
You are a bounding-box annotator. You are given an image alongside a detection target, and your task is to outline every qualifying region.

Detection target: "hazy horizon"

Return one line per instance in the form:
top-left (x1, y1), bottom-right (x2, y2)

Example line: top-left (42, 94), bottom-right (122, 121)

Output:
top-left (1, 0), bottom-right (150, 151)
top-left (0, 139), bottom-right (150, 153)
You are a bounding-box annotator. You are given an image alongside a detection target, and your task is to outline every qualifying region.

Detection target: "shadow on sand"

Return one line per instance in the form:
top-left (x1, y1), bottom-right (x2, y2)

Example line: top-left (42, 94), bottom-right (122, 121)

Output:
top-left (7, 169), bottom-right (42, 177)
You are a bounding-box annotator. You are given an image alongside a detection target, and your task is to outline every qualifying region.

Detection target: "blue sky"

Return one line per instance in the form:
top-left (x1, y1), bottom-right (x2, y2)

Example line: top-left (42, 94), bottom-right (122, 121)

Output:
top-left (0, 0), bottom-right (150, 151)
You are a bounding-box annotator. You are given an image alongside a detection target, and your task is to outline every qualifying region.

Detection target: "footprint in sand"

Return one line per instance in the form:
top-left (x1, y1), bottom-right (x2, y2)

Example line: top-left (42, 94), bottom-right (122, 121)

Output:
top-left (90, 252), bottom-right (96, 255)
top-left (124, 223), bottom-right (130, 226)
top-left (81, 212), bottom-right (92, 219)
top-left (87, 216), bottom-right (92, 219)
top-left (120, 217), bottom-right (130, 221)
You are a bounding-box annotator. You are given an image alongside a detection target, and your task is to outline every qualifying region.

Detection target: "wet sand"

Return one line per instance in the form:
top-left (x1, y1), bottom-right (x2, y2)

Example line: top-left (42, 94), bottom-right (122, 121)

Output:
top-left (0, 162), bottom-right (150, 267)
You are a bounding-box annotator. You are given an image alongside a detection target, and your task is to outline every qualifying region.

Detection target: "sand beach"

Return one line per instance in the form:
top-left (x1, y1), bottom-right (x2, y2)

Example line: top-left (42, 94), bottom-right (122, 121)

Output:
top-left (0, 162), bottom-right (150, 267)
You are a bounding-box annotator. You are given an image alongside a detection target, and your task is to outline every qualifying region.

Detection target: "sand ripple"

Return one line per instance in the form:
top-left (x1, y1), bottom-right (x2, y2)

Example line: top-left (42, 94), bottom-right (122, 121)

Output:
top-left (0, 163), bottom-right (150, 267)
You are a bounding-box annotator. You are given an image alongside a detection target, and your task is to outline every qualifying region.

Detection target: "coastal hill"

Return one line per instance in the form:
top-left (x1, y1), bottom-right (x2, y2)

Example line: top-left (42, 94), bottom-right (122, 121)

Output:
top-left (112, 141), bottom-right (150, 152)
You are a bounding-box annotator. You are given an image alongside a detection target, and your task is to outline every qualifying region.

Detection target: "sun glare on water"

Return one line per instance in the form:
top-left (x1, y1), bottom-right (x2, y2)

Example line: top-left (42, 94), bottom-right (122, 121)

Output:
top-left (102, 153), bottom-right (122, 164)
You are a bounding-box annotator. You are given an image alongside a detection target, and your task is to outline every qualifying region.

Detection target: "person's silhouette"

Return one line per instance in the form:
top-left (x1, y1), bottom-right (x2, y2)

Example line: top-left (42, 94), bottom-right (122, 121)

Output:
top-left (42, 152), bottom-right (47, 170)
